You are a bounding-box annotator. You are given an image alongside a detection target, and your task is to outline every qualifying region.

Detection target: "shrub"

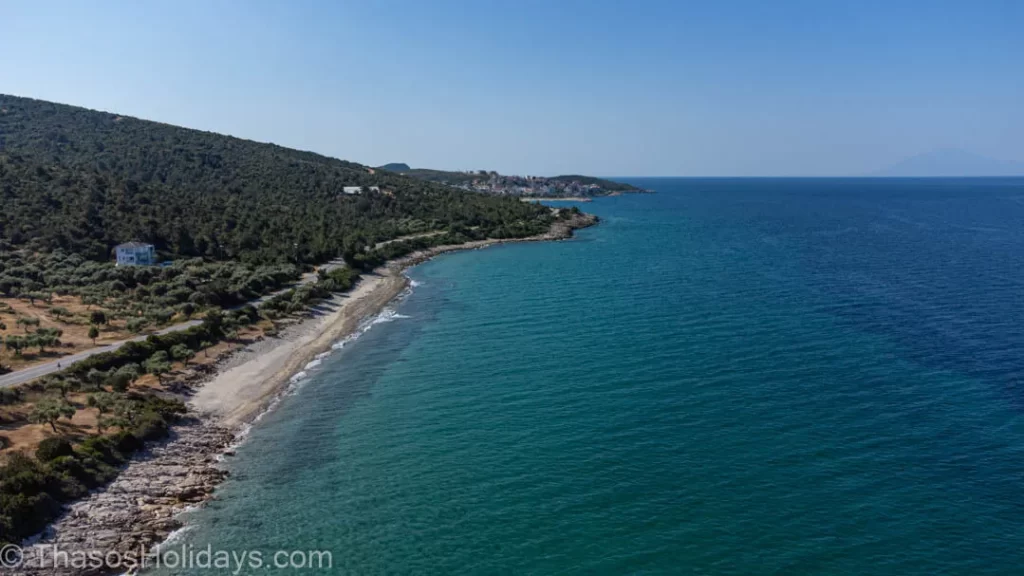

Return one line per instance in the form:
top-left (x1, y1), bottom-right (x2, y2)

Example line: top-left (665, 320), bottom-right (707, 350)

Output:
top-left (148, 308), bottom-right (174, 325)
top-left (0, 453), bottom-right (66, 542)
top-left (126, 317), bottom-right (148, 333)
top-left (47, 455), bottom-right (108, 493)
top-left (111, 430), bottom-right (142, 454)
top-left (143, 351), bottom-right (171, 381)
top-left (106, 371), bottom-right (131, 393)
top-left (0, 388), bottom-right (22, 406)
top-left (36, 437), bottom-right (74, 462)
top-left (85, 368), bottom-right (107, 389)
top-left (16, 316), bottom-right (40, 332)
top-left (29, 396), bottom-right (76, 432)
top-left (76, 435), bottom-right (127, 466)
top-left (132, 411), bottom-right (169, 441)
top-left (170, 343), bottom-right (195, 366)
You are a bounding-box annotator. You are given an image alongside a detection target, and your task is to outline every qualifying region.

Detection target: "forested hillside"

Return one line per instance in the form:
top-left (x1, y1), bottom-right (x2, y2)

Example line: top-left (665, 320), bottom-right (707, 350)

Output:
top-left (0, 95), bottom-right (569, 544)
top-left (390, 167), bottom-right (480, 186)
top-left (0, 95), bottom-right (552, 265)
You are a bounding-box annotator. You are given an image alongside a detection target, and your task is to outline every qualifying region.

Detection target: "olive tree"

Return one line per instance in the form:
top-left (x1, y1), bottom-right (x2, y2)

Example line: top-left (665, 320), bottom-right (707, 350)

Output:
top-left (143, 350), bottom-right (172, 382)
top-left (29, 396), bottom-right (77, 433)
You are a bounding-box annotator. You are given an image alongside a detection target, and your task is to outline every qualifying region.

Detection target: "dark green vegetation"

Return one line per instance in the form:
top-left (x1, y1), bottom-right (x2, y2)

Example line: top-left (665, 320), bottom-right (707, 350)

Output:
top-left (0, 94), bottom-right (560, 333)
top-left (1, 250), bottom-right (298, 332)
top-left (0, 262), bottom-right (371, 544)
top-left (0, 95), bottom-right (554, 265)
top-left (382, 165), bottom-right (642, 195)
top-left (1, 393), bottom-right (185, 542)
top-left (0, 297), bottom-right (269, 543)
top-left (0, 94), bottom-right (576, 545)
top-left (547, 174), bottom-right (640, 192)
top-left (391, 167), bottom-right (480, 186)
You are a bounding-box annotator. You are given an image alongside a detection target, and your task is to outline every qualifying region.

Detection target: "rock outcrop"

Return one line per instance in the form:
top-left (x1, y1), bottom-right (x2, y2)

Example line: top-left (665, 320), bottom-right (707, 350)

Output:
top-left (18, 420), bottom-right (234, 575)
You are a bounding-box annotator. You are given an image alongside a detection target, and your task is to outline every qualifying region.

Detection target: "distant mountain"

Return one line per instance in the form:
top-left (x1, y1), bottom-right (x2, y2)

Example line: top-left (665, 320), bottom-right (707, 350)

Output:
top-left (872, 149), bottom-right (1024, 177)
top-left (378, 162), bottom-right (411, 171)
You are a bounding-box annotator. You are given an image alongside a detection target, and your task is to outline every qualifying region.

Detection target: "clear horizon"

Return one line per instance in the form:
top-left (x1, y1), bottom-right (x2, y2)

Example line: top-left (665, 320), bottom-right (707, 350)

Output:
top-left (3, 0), bottom-right (1023, 177)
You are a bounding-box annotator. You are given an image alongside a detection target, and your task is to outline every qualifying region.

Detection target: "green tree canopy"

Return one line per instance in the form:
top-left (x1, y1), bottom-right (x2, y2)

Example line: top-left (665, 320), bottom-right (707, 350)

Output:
top-left (169, 343), bottom-right (195, 366)
top-left (143, 350), bottom-right (171, 382)
top-left (29, 396), bottom-right (76, 433)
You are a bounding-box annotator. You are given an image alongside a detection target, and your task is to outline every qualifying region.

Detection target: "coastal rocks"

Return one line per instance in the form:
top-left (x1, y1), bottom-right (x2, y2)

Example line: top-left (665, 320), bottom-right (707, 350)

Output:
top-left (18, 420), bottom-right (234, 575)
top-left (546, 212), bottom-right (598, 239)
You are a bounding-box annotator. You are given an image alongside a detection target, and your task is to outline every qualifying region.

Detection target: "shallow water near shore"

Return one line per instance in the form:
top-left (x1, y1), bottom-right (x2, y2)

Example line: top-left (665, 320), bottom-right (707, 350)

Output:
top-left (158, 178), bottom-right (1024, 575)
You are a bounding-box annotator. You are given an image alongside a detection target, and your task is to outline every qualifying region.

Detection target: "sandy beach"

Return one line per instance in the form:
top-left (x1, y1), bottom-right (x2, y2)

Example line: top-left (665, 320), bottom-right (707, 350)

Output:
top-left (191, 272), bottom-right (407, 428)
top-left (193, 211), bottom-right (595, 427)
top-left (20, 213), bottom-right (596, 574)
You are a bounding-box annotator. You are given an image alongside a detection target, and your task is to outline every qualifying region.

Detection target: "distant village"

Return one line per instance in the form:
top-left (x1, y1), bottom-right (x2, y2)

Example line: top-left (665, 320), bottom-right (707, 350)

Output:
top-left (453, 172), bottom-right (613, 198)
top-left (378, 163), bottom-right (645, 198)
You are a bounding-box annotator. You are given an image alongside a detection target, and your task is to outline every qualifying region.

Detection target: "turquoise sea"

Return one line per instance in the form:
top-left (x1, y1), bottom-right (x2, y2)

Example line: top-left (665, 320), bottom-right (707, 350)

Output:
top-left (161, 178), bottom-right (1024, 575)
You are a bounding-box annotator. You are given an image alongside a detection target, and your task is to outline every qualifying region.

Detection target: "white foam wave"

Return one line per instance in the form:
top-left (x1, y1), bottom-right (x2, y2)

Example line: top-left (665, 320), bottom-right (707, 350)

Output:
top-left (155, 517), bottom-right (197, 550)
top-left (168, 280), bottom-right (424, 552)
top-left (221, 288), bottom-right (418, 467)
top-left (372, 308), bottom-right (411, 324)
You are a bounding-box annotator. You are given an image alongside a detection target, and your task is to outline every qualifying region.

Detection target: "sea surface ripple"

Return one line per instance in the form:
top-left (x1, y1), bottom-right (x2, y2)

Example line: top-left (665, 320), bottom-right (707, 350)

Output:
top-left (161, 178), bottom-right (1024, 575)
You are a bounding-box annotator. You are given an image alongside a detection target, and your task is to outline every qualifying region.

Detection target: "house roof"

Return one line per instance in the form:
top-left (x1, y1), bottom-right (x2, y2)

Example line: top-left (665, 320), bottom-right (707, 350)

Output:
top-left (116, 242), bottom-right (154, 249)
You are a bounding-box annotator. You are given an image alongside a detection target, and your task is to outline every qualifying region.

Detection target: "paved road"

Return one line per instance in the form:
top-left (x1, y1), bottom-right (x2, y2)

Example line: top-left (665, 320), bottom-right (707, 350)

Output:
top-left (0, 320), bottom-right (202, 388)
top-left (373, 231), bottom-right (445, 250)
top-left (0, 259), bottom-right (349, 389)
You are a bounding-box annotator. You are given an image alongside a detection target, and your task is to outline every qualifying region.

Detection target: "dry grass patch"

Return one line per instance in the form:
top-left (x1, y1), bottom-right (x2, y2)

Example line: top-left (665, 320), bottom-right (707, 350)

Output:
top-left (0, 391), bottom-right (101, 457)
top-left (0, 295), bottom-right (133, 371)
top-left (0, 320), bottom-right (266, 460)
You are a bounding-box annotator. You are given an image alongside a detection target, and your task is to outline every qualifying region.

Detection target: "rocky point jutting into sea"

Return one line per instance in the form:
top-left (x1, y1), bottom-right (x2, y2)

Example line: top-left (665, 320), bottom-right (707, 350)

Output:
top-left (16, 212), bottom-right (597, 576)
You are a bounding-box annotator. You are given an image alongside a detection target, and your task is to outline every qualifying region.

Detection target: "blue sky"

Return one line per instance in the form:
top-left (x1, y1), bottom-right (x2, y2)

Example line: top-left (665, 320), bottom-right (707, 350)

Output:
top-left (3, 0), bottom-right (1022, 176)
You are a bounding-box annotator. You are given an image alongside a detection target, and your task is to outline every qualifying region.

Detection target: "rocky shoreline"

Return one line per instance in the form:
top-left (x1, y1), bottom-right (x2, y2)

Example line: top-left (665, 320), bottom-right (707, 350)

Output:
top-left (17, 421), bottom-right (234, 575)
top-left (15, 213), bottom-right (597, 575)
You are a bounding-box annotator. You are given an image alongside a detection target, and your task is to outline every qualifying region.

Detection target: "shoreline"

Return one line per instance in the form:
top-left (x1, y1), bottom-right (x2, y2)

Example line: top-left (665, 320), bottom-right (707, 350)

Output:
top-left (21, 212), bottom-right (597, 574)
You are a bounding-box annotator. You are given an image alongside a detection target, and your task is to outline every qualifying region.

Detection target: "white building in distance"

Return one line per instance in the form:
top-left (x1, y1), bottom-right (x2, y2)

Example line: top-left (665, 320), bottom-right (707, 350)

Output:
top-left (341, 186), bottom-right (381, 195)
top-left (115, 242), bottom-right (156, 266)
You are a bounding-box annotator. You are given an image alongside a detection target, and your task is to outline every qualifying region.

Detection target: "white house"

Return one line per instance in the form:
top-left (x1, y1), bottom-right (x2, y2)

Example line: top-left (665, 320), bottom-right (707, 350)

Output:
top-left (341, 186), bottom-right (381, 195)
top-left (115, 242), bottom-right (156, 266)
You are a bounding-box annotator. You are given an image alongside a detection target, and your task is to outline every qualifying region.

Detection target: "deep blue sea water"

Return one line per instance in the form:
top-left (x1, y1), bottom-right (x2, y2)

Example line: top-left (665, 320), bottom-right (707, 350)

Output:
top-left (160, 178), bottom-right (1024, 575)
